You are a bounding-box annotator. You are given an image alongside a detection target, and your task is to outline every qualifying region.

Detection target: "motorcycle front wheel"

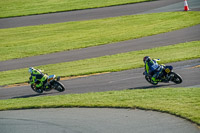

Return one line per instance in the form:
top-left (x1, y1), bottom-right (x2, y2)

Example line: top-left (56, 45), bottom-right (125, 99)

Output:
top-left (52, 81), bottom-right (65, 92)
top-left (170, 72), bottom-right (182, 84)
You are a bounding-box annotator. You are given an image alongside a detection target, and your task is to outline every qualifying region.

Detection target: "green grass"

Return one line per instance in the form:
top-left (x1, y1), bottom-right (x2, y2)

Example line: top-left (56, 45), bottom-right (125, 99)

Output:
top-left (0, 12), bottom-right (200, 61)
top-left (1, 41), bottom-right (199, 86)
top-left (0, 0), bottom-right (153, 18)
top-left (0, 87), bottom-right (199, 125)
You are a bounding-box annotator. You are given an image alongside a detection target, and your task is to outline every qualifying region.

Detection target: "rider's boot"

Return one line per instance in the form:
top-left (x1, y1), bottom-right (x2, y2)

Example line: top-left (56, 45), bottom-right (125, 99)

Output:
top-left (151, 77), bottom-right (158, 84)
top-left (44, 82), bottom-right (50, 91)
top-left (42, 85), bottom-right (48, 91)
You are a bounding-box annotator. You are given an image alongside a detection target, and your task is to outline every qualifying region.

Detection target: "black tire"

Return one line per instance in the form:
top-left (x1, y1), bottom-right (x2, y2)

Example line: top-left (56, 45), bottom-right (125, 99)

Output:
top-left (170, 72), bottom-right (182, 84)
top-left (145, 75), bottom-right (158, 85)
top-left (31, 84), bottom-right (43, 93)
top-left (53, 81), bottom-right (65, 92)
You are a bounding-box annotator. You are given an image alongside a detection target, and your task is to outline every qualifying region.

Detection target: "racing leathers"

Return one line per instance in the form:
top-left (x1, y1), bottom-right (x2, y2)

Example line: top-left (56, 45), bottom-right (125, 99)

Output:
top-left (144, 59), bottom-right (162, 83)
top-left (29, 69), bottom-right (48, 89)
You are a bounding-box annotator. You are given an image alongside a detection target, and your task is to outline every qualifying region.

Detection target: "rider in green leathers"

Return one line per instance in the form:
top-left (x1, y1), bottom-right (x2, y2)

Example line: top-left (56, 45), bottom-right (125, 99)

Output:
top-left (143, 56), bottom-right (162, 84)
top-left (29, 67), bottom-right (48, 89)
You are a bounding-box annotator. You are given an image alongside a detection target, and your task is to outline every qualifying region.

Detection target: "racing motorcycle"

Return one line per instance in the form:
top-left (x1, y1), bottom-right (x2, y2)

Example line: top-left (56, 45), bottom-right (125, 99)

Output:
top-left (29, 75), bottom-right (65, 93)
top-left (143, 65), bottom-right (182, 85)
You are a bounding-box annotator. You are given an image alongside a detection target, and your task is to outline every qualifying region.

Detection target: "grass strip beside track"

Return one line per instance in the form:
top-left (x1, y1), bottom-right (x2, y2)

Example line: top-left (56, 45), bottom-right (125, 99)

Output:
top-left (0, 87), bottom-right (199, 125)
top-left (0, 0), bottom-right (153, 18)
top-left (0, 12), bottom-right (200, 61)
top-left (0, 41), bottom-right (199, 86)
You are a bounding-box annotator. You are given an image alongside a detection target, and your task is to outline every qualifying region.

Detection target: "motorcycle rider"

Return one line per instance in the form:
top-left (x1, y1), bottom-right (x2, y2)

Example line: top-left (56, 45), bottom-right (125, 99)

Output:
top-left (143, 56), bottom-right (162, 84)
top-left (28, 67), bottom-right (49, 90)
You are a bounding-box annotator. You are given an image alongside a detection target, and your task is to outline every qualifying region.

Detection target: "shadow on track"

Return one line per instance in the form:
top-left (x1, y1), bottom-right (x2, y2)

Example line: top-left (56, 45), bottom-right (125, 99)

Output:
top-left (11, 92), bottom-right (60, 99)
top-left (128, 83), bottom-right (176, 90)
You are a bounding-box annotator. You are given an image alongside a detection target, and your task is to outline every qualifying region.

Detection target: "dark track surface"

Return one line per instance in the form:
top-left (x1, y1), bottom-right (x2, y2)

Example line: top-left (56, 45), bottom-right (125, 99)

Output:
top-left (0, 0), bottom-right (199, 100)
top-left (1, 108), bottom-right (199, 133)
top-left (0, 1), bottom-right (200, 132)
top-left (0, 0), bottom-right (199, 71)
top-left (0, 0), bottom-right (184, 29)
top-left (1, 59), bottom-right (199, 100)
top-left (0, 24), bottom-right (199, 71)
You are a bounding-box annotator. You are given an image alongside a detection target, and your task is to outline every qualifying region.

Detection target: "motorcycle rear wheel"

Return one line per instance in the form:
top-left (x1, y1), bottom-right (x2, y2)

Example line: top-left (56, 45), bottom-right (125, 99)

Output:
top-left (31, 84), bottom-right (43, 93)
top-left (145, 75), bottom-right (158, 85)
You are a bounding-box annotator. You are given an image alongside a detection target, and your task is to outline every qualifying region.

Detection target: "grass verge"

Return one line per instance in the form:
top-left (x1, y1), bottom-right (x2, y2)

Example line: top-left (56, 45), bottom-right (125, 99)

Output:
top-left (0, 12), bottom-right (200, 61)
top-left (0, 41), bottom-right (199, 86)
top-left (0, 87), bottom-right (199, 125)
top-left (0, 0), bottom-right (152, 18)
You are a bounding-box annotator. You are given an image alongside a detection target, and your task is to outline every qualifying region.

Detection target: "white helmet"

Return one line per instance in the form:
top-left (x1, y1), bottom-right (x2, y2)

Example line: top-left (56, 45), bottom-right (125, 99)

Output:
top-left (28, 67), bottom-right (34, 73)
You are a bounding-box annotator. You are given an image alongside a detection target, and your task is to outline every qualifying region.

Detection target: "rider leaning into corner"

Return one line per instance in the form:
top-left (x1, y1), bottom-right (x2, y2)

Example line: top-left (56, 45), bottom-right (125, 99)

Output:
top-left (143, 56), bottom-right (170, 84)
top-left (28, 67), bottom-right (49, 90)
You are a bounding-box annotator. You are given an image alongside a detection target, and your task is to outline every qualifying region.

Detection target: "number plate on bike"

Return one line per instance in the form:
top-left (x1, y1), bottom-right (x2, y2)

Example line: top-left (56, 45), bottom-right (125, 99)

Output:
top-left (165, 68), bottom-right (171, 73)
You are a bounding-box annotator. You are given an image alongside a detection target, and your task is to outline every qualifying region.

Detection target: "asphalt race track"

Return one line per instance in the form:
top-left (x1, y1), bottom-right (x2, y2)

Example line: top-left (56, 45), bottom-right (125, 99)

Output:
top-left (0, 0), bottom-right (199, 29)
top-left (0, 0), bottom-right (186, 29)
top-left (0, 24), bottom-right (199, 71)
top-left (0, 0), bottom-right (199, 71)
top-left (0, 108), bottom-right (199, 133)
top-left (0, 59), bottom-right (200, 100)
top-left (0, 0), bottom-right (200, 132)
